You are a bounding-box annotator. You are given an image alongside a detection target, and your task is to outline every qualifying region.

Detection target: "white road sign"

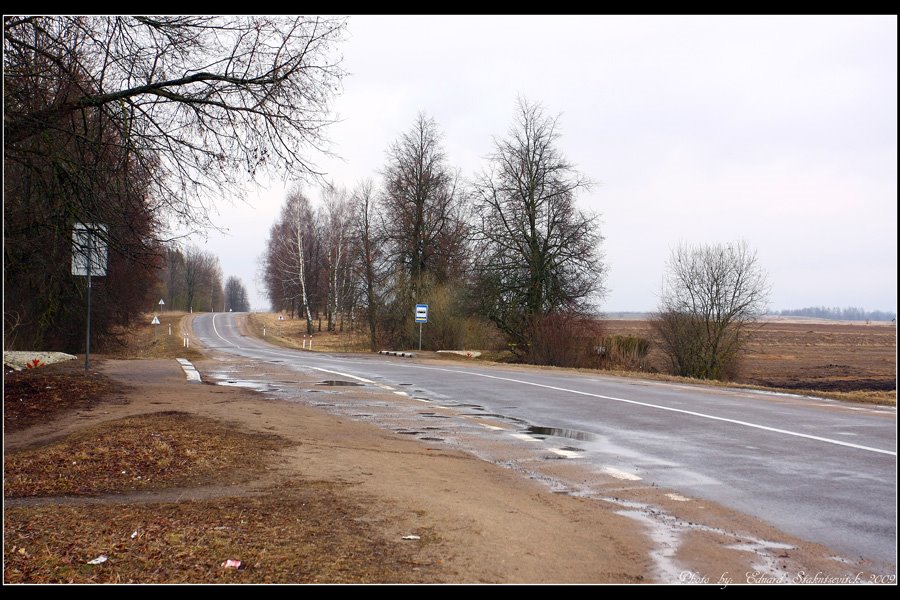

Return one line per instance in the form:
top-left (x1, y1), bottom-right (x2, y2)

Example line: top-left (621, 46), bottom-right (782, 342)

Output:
top-left (71, 223), bottom-right (108, 276)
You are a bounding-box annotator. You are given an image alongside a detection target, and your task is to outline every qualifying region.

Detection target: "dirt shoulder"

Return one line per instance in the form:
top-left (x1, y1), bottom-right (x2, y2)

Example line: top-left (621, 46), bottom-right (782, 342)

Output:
top-left (4, 358), bottom-right (650, 583)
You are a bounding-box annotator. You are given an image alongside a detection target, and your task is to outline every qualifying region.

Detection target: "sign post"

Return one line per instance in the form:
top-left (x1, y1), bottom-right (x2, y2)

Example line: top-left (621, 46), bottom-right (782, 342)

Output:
top-left (72, 223), bottom-right (108, 370)
top-left (415, 304), bottom-right (428, 351)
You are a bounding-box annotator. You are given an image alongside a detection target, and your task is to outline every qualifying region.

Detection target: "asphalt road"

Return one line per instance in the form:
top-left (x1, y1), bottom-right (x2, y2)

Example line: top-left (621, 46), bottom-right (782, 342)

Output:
top-left (191, 312), bottom-right (896, 565)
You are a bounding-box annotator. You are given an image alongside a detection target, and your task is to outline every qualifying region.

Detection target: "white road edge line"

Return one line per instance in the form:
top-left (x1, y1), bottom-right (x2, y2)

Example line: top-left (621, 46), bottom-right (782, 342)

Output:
top-left (402, 365), bottom-right (897, 457)
top-left (211, 313), bottom-right (239, 348)
top-left (194, 315), bottom-right (896, 457)
top-left (308, 366), bottom-right (375, 384)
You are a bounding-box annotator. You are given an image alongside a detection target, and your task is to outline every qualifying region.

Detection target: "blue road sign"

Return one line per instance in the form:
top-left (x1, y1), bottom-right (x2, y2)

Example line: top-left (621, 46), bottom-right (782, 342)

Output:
top-left (415, 304), bottom-right (429, 323)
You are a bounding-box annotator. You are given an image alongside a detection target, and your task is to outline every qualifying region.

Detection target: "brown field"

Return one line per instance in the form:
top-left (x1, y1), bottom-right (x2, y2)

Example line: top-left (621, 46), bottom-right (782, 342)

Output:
top-left (601, 319), bottom-right (896, 404)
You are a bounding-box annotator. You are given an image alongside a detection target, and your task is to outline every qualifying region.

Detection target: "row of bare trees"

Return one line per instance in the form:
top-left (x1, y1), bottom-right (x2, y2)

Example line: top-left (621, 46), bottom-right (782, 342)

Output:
top-left (262, 99), bottom-right (608, 362)
top-left (156, 245), bottom-right (250, 313)
top-left (262, 185), bottom-right (358, 334)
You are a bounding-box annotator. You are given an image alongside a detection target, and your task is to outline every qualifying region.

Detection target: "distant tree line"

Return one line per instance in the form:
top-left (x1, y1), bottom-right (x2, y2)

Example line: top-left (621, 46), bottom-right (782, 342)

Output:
top-left (157, 246), bottom-right (224, 313)
top-left (154, 245), bottom-right (250, 314)
top-left (262, 99), bottom-right (608, 365)
top-left (777, 307), bottom-right (896, 322)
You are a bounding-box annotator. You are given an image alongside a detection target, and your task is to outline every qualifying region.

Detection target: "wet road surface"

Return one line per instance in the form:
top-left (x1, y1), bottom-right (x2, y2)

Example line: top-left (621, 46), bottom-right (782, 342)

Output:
top-left (191, 312), bottom-right (896, 566)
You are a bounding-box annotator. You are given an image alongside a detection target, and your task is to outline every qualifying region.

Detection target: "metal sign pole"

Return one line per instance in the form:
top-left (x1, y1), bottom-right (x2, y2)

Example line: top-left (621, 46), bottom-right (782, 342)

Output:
top-left (419, 322), bottom-right (423, 351)
top-left (85, 232), bottom-right (92, 371)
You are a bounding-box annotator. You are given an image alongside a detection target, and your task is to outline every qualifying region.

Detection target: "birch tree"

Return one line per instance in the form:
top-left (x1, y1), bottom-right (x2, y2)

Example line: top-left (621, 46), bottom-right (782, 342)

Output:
top-left (278, 189), bottom-right (317, 333)
top-left (350, 179), bottom-right (385, 350)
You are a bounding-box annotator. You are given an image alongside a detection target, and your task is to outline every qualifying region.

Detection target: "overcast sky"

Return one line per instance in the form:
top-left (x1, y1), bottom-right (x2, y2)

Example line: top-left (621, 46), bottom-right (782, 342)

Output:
top-left (196, 15), bottom-right (897, 313)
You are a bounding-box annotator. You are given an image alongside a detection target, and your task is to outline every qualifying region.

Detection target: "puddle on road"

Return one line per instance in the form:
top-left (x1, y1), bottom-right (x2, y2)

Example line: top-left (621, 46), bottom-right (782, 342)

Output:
top-left (526, 425), bottom-right (596, 442)
top-left (419, 437), bottom-right (444, 442)
top-left (318, 380), bottom-right (364, 387)
top-left (560, 445), bottom-right (586, 453)
top-left (461, 413), bottom-right (528, 424)
top-left (215, 379), bottom-right (278, 393)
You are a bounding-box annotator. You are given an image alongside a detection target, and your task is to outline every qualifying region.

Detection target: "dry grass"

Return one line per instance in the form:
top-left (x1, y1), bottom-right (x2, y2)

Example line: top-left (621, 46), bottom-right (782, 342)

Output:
top-left (4, 483), bottom-right (442, 583)
top-left (4, 412), bottom-right (288, 498)
top-left (3, 360), bottom-right (122, 433)
top-left (3, 378), bottom-right (444, 584)
top-left (104, 312), bottom-right (204, 361)
top-left (246, 312), bottom-right (370, 353)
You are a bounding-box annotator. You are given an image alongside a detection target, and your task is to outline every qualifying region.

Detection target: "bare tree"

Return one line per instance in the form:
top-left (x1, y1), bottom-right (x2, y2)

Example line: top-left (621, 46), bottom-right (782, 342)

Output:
top-left (273, 189), bottom-right (319, 333)
top-left (4, 15), bottom-right (345, 350)
top-left (320, 184), bottom-right (352, 331)
top-left (4, 15), bottom-right (347, 230)
top-left (161, 247), bottom-right (186, 310)
top-left (473, 98), bottom-right (605, 356)
top-left (652, 240), bottom-right (770, 380)
top-left (380, 113), bottom-right (469, 288)
top-left (224, 276), bottom-right (250, 312)
top-left (182, 245), bottom-right (222, 312)
top-left (350, 179), bottom-right (385, 350)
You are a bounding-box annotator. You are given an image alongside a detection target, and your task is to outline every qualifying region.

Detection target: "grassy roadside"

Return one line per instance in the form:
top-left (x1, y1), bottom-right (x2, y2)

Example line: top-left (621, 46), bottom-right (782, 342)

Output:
top-left (3, 360), bottom-right (122, 432)
top-left (4, 412), bottom-right (287, 498)
top-left (245, 312), bottom-right (370, 353)
top-left (103, 312), bottom-right (204, 361)
top-left (5, 483), bottom-right (439, 584)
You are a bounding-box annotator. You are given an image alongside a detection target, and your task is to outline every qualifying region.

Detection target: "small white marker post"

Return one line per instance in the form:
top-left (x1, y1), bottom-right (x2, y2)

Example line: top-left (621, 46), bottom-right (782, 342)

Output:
top-left (303, 335), bottom-right (306, 349)
top-left (309, 336), bottom-right (313, 350)
top-left (263, 327), bottom-right (266, 337)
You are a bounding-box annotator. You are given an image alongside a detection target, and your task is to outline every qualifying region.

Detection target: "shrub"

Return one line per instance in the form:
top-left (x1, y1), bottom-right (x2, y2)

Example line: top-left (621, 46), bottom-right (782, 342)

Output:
top-left (524, 313), bottom-right (604, 368)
